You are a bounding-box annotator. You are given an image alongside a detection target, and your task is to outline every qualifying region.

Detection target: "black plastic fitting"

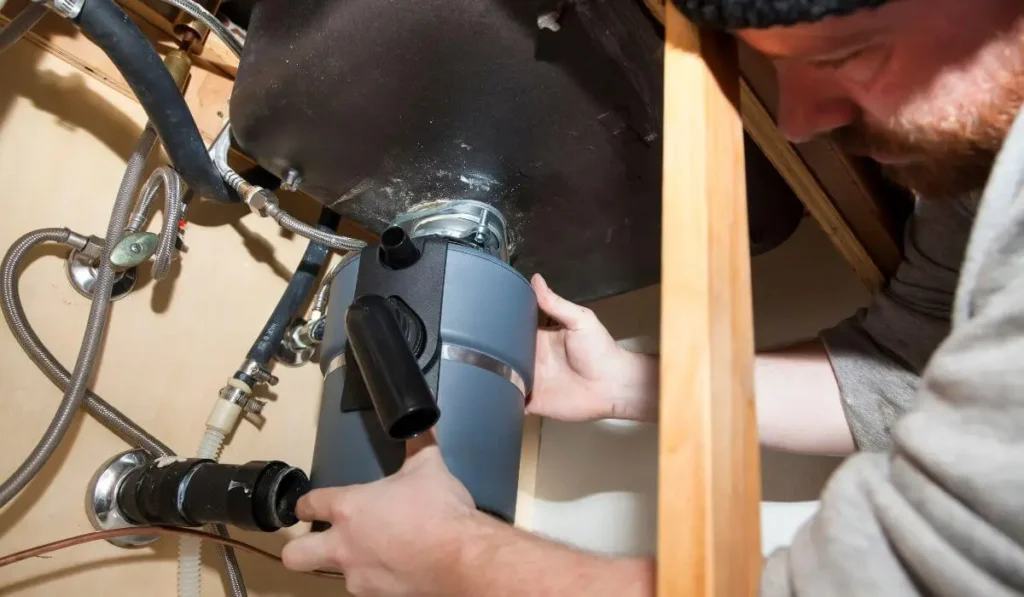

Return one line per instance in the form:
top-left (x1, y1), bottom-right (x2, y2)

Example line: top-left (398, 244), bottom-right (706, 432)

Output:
top-left (117, 459), bottom-right (309, 531)
top-left (378, 227), bottom-right (421, 269)
top-left (345, 294), bottom-right (440, 440)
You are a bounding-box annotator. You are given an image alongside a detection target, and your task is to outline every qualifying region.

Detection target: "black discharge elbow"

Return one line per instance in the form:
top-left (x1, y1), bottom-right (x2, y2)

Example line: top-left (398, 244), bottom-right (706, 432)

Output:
top-left (116, 459), bottom-right (309, 532)
top-left (345, 294), bottom-right (440, 440)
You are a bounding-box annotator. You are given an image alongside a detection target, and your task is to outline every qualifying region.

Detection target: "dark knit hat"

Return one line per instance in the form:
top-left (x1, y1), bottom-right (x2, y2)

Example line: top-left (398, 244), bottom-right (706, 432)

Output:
top-left (672, 0), bottom-right (892, 29)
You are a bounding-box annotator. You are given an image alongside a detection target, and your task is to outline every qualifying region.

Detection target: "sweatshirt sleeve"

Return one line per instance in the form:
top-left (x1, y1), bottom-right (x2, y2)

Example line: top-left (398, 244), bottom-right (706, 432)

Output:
top-left (819, 195), bottom-right (976, 451)
top-left (762, 114), bottom-right (1024, 597)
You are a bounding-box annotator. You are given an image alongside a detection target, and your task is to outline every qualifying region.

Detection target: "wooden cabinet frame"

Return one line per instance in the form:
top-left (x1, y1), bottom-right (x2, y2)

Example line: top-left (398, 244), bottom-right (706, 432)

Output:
top-left (658, 5), bottom-right (761, 594)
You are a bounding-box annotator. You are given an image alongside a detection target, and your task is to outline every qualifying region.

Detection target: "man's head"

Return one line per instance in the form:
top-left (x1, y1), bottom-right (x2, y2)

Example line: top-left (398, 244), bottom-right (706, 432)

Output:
top-left (677, 0), bottom-right (1024, 197)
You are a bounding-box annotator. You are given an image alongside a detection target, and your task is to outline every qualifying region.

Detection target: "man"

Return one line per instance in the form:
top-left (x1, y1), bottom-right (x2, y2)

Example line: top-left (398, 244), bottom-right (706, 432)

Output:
top-left (283, 0), bottom-right (1024, 594)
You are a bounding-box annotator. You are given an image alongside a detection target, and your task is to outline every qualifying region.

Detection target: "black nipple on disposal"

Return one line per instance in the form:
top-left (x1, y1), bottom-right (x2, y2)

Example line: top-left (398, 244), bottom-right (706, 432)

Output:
top-left (378, 227), bottom-right (420, 269)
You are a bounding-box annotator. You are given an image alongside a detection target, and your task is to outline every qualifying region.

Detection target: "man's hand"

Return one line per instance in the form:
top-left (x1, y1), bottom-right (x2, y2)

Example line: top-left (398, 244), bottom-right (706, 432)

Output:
top-left (530, 274), bottom-right (658, 422)
top-left (282, 436), bottom-right (476, 597)
top-left (283, 431), bottom-right (656, 597)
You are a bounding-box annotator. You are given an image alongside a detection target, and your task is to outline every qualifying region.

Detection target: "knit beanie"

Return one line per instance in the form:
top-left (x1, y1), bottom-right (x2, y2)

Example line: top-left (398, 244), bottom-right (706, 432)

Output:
top-left (671, 0), bottom-right (892, 29)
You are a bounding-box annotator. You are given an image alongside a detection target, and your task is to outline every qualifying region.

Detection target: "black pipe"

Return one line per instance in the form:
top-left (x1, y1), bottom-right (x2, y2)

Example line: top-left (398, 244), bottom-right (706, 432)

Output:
top-left (379, 227), bottom-right (421, 269)
top-left (245, 207), bottom-right (342, 365)
top-left (117, 459), bottom-right (309, 531)
top-left (346, 295), bottom-right (440, 440)
top-left (73, 0), bottom-right (231, 203)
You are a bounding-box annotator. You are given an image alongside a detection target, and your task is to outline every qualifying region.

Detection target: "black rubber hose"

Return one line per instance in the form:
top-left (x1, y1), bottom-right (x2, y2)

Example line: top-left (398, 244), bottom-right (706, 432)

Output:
top-left (73, 0), bottom-right (231, 203)
top-left (246, 207), bottom-right (342, 364)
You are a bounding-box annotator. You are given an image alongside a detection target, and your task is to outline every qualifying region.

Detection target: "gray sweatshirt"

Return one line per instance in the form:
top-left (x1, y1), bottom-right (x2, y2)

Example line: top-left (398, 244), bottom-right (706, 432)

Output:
top-left (762, 110), bottom-right (1024, 595)
top-left (822, 189), bottom-right (977, 451)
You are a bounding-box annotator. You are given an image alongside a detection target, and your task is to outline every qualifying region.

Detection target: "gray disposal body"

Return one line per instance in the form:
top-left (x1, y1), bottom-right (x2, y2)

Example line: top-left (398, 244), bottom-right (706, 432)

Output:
top-left (312, 242), bottom-right (536, 522)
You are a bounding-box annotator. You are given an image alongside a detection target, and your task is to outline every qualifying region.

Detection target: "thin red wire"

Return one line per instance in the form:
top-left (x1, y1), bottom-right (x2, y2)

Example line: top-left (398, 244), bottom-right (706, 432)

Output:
top-left (0, 526), bottom-right (344, 580)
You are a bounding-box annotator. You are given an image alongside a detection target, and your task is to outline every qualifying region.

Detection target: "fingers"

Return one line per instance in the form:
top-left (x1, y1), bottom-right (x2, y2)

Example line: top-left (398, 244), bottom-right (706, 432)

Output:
top-left (531, 274), bottom-right (594, 331)
top-left (282, 530), bottom-right (339, 573)
top-left (295, 487), bottom-right (351, 523)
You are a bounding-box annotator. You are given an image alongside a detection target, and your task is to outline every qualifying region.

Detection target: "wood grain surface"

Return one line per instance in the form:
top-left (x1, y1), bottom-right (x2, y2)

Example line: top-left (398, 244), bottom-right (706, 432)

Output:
top-left (658, 3), bottom-right (762, 596)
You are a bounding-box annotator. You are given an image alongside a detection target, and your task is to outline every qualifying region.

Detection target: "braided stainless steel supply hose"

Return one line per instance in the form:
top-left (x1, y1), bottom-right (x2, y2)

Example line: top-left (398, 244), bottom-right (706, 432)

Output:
top-left (0, 127), bottom-right (156, 508)
top-left (311, 251), bottom-right (359, 316)
top-left (0, 228), bottom-right (173, 457)
top-left (134, 166), bottom-right (184, 280)
top-left (1, 227), bottom-right (249, 597)
top-left (212, 523), bottom-right (249, 597)
top-left (264, 203), bottom-right (367, 251)
top-left (209, 122), bottom-right (367, 252)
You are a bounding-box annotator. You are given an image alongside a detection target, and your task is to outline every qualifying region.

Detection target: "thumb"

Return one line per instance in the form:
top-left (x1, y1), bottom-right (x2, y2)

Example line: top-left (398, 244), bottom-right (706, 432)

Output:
top-left (402, 430), bottom-right (454, 477)
top-left (532, 274), bottom-right (595, 331)
top-left (405, 428), bottom-right (440, 459)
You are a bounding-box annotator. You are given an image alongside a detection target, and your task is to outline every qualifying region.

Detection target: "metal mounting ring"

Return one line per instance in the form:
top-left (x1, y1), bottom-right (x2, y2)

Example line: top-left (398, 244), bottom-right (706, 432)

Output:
top-left (391, 200), bottom-right (511, 262)
top-left (66, 250), bottom-right (137, 301)
top-left (86, 450), bottom-right (160, 548)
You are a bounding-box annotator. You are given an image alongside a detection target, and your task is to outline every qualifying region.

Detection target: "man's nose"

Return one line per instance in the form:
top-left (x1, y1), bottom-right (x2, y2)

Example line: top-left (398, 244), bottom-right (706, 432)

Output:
top-left (775, 64), bottom-right (859, 143)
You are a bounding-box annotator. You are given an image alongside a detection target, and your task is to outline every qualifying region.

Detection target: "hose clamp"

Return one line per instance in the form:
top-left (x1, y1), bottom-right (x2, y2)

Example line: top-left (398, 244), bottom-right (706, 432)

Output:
top-left (239, 358), bottom-right (279, 386)
top-left (219, 385), bottom-right (250, 407)
top-left (321, 344), bottom-right (527, 397)
top-left (440, 343), bottom-right (527, 397)
top-left (323, 352), bottom-right (347, 378)
top-left (34, 0), bottom-right (84, 19)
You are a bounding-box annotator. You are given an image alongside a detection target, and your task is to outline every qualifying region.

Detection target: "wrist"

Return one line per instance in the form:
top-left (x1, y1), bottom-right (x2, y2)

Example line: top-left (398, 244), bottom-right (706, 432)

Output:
top-left (451, 513), bottom-right (656, 597)
top-left (447, 512), bottom-right (516, 596)
top-left (605, 350), bottom-right (659, 422)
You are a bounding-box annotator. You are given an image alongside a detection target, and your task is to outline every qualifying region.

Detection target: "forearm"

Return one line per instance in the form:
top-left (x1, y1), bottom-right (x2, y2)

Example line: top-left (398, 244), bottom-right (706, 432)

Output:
top-left (446, 512), bottom-right (655, 597)
top-left (755, 340), bottom-right (854, 455)
top-left (607, 341), bottom-right (856, 456)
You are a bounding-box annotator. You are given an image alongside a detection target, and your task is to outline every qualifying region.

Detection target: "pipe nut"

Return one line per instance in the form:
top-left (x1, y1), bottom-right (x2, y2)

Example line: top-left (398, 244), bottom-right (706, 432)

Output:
top-left (78, 235), bottom-right (107, 264)
top-left (245, 188), bottom-right (279, 217)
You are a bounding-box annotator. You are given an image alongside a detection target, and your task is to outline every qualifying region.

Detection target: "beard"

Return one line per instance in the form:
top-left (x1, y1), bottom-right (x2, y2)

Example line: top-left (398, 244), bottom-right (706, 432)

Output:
top-left (828, 66), bottom-right (1024, 198)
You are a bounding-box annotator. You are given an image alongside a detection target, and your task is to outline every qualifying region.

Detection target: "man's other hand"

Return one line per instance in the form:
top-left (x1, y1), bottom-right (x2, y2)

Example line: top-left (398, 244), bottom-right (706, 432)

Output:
top-left (530, 274), bottom-right (658, 422)
top-left (282, 435), bottom-right (475, 597)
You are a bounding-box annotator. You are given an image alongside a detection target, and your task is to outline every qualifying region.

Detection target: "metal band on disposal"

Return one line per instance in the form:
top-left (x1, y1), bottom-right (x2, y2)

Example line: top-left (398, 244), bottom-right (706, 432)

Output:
top-left (324, 353), bottom-right (347, 378)
top-left (323, 344), bottom-right (526, 397)
top-left (440, 343), bottom-right (527, 397)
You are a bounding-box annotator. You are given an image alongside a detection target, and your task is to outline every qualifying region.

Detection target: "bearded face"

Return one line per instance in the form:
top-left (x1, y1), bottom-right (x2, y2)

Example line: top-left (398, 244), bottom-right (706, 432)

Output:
top-left (739, 0), bottom-right (1024, 198)
top-left (829, 58), bottom-right (1024, 197)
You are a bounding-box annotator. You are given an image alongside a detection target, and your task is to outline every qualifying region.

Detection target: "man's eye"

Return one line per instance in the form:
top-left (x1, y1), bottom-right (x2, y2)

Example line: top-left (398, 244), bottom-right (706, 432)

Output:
top-left (813, 45), bottom-right (892, 87)
top-left (811, 47), bottom-right (868, 71)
